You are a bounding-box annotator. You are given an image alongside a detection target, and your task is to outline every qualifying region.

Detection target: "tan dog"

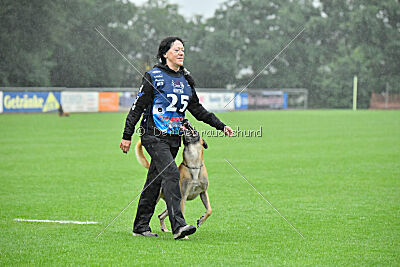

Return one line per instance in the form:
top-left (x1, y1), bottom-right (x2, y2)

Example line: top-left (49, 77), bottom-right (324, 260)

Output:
top-left (135, 121), bottom-right (212, 232)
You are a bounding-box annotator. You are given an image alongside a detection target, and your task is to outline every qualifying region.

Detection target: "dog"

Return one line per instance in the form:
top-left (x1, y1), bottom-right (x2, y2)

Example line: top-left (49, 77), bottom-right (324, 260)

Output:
top-left (135, 120), bottom-right (212, 233)
top-left (58, 105), bottom-right (70, 117)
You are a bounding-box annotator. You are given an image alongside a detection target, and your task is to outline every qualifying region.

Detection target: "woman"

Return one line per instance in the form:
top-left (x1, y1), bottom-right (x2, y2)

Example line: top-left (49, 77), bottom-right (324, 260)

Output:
top-left (120, 36), bottom-right (234, 240)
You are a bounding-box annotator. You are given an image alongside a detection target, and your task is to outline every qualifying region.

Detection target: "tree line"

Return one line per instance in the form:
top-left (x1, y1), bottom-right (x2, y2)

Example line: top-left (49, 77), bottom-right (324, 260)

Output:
top-left (0, 0), bottom-right (399, 108)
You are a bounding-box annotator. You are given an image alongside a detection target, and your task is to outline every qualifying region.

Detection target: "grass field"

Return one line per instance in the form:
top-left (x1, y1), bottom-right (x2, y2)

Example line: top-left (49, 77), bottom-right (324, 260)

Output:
top-left (0, 110), bottom-right (399, 265)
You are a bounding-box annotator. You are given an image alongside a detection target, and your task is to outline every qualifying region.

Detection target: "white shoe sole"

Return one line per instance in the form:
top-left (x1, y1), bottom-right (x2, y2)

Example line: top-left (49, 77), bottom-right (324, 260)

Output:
top-left (174, 225), bottom-right (196, 240)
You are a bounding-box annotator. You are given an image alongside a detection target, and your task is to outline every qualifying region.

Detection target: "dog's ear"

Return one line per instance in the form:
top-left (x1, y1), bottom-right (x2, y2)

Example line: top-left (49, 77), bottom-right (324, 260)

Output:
top-left (202, 138), bottom-right (208, 149)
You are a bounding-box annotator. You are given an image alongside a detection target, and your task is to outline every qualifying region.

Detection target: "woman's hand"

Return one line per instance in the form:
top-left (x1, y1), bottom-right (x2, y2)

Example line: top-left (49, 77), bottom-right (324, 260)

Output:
top-left (120, 139), bottom-right (131, 153)
top-left (224, 126), bottom-right (234, 137)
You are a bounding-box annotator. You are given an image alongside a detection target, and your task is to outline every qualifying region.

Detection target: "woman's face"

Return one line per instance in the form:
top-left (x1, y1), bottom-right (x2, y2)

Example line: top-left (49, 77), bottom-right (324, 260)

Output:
top-left (165, 40), bottom-right (184, 68)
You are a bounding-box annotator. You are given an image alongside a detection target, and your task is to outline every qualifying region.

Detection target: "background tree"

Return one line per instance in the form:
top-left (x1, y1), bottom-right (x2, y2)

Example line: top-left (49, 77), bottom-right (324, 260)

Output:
top-left (0, 0), bottom-right (398, 108)
top-left (0, 0), bottom-right (60, 86)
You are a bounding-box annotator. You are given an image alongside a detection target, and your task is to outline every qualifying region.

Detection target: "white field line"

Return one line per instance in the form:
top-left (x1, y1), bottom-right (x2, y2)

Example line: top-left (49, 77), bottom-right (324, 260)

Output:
top-left (14, 218), bottom-right (99, 225)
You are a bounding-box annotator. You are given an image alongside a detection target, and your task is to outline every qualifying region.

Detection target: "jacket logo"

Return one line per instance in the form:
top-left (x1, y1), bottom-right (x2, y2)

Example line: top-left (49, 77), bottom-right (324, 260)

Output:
top-left (158, 116), bottom-right (184, 122)
top-left (172, 80), bottom-right (184, 94)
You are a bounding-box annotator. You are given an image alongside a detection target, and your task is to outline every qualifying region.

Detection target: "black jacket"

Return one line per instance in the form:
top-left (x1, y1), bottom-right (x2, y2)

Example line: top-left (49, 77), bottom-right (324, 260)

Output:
top-left (122, 64), bottom-right (226, 142)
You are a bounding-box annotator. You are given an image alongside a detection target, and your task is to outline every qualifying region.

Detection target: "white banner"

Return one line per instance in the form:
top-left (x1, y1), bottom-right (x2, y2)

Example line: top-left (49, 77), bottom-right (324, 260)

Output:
top-left (197, 92), bottom-right (235, 112)
top-left (61, 92), bottom-right (99, 112)
top-left (0, 91), bottom-right (3, 113)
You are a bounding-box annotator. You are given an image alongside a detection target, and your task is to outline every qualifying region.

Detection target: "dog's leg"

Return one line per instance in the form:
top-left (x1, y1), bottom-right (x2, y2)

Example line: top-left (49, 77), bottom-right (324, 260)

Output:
top-left (180, 194), bottom-right (188, 217)
top-left (197, 191), bottom-right (212, 227)
top-left (178, 180), bottom-right (191, 239)
top-left (158, 208), bottom-right (170, 232)
top-left (156, 190), bottom-right (171, 232)
top-left (179, 179), bottom-right (190, 217)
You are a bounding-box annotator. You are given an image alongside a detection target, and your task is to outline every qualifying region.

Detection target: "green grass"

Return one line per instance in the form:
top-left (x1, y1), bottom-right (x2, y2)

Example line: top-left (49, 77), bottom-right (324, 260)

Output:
top-left (0, 110), bottom-right (399, 265)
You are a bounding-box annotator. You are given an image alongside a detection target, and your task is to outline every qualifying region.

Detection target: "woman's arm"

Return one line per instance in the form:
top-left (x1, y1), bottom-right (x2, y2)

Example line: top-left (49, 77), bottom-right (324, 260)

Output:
top-left (187, 88), bottom-right (234, 136)
top-left (120, 73), bottom-right (154, 153)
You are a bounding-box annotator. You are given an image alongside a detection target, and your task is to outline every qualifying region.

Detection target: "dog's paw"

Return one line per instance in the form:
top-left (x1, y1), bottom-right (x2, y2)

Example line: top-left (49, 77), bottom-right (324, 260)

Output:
top-left (196, 219), bottom-right (203, 228)
top-left (160, 221), bottom-right (171, 232)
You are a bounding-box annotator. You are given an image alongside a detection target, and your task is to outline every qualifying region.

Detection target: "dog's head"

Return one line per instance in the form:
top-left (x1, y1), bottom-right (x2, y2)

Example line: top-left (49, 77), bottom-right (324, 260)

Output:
top-left (181, 119), bottom-right (208, 149)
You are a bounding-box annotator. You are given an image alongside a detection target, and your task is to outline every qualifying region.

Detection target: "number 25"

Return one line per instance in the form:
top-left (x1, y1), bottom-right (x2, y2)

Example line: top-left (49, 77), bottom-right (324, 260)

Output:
top-left (166, 94), bottom-right (189, 112)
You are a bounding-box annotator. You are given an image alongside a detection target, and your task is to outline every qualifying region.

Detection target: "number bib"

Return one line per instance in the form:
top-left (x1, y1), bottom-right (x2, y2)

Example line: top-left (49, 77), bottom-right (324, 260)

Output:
top-left (148, 68), bottom-right (192, 134)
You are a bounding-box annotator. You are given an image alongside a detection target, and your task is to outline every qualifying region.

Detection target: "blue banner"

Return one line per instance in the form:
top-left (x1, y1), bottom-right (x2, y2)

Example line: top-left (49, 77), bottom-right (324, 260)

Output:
top-left (234, 92), bottom-right (248, 110)
top-left (3, 92), bottom-right (61, 113)
top-left (118, 92), bottom-right (136, 110)
top-left (283, 93), bottom-right (288, 109)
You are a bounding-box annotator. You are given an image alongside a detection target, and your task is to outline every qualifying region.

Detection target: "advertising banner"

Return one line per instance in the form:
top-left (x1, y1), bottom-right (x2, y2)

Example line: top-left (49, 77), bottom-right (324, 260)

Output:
top-left (61, 92), bottom-right (98, 112)
top-left (0, 91), bottom-right (3, 113)
top-left (283, 93), bottom-right (288, 109)
top-left (99, 92), bottom-right (119, 112)
top-left (197, 92), bottom-right (235, 111)
top-left (234, 92), bottom-right (248, 110)
top-left (370, 92), bottom-right (400, 109)
top-left (119, 92), bottom-right (136, 111)
top-left (197, 92), bottom-right (207, 106)
top-left (248, 91), bottom-right (284, 109)
top-left (2, 91), bottom-right (61, 113)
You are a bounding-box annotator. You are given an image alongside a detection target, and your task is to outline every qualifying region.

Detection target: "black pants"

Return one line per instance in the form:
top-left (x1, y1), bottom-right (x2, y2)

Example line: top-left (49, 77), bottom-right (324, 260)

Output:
top-left (133, 134), bottom-right (186, 234)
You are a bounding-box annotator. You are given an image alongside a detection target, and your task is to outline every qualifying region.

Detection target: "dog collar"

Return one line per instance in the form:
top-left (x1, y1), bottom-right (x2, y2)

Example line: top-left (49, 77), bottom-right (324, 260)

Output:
top-left (182, 162), bottom-right (203, 170)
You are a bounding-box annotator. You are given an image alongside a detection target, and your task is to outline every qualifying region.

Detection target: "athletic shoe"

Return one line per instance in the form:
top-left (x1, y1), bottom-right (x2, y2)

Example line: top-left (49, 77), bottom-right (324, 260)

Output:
top-left (173, 225), bottom-right (196, 240)
top-left (132, 231), bottom-right (159, 237)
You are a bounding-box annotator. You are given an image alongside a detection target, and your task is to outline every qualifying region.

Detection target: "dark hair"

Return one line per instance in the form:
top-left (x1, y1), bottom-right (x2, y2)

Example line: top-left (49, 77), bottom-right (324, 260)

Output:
top-left (157, 36), bottom-right (184, 65)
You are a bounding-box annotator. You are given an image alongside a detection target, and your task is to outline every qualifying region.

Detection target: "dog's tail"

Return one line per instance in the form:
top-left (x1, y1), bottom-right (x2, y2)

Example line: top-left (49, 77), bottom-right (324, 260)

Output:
top-left (135, 140), bottom-right (150, 169)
